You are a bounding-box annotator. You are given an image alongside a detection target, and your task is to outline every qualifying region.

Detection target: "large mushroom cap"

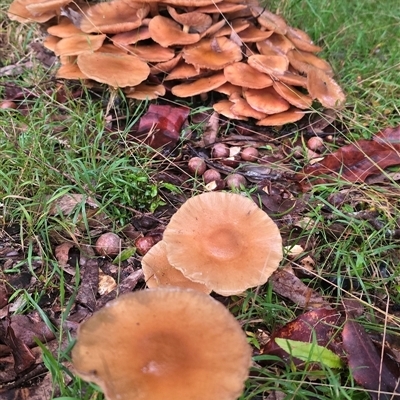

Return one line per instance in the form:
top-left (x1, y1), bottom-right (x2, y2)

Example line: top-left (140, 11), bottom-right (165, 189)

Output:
top-left (163, 192), bottom-right (283, 295)
top-left (72, 288), bottom-right (252, 400)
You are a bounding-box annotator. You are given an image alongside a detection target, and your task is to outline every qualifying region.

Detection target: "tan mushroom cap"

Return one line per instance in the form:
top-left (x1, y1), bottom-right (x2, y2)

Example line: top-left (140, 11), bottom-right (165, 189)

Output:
top-left (25, 0), bottom-right (72, 14)
top-left (80, 0), bottom-right (149, 34)
top-left (256, 107), bottom-right (305, 126)
top-left (149, 16), bottom-right (200, 47)
top-left (287, 49), bottom-right (333, 76)
top-left (238, 24), bottom-right (274, 43)
top-left (307, 67), bottom-right (346, 109)
top-left (276, 71), bottom-right (308, 88)
top-left (54, 34), bottom-right (106, 56)
top-left (213, 99), bottom-right (248, 120)
top-left (200, 19), bottom-right (226, 38)
top-left (264, 33), bottom-right (295, 54)
top-left (145, 0), bottom-right (224, 5)
top-left (163, 192), bottom-right (283, 295)
top-left (43, 35), bottom-right (60, 52)
top-left (171, 72), bottom-right (227, 97)
top-left (272, 81), bottom-right (313, 109)
top-left (167, 7), bottom-right (212, 33)
top-left (123, 43), bottom-right (175, 62)
top-left (230, 95), bottom-right (267, 119)
top-left (214, 82), bottom-right (242, 96)
top-left (72, 288), bottom-right (252, 400)
top-left (150, 53), bottom-right (182, 74)
top-left (213, 18), bottom-right (250, 37)
top-left (251, 6), bottom-right (288, 35)
top-left (244, 87), bottom-right (290, 114)
top-left (164, 61), bottom-right (203, 81)
top-left (77, 52), bottom-right (150, 88)
top-left (112, 27), bottom-right (151, 46)
top-left (47, 17), bottom-right (82, 38)
top-left (196, 2), bottom-right (247, 13)
top-left (124, 83), bottom-right (166, 100)
top-left (224, 62), bottom-right (273, 89)
top-left (183, 37), bottom-right (242, 70)
top-left (56, 62), bottom-right (88, 80)
top-left (248, 54), bottom-right (289, 76)
top-left (142, 241), bottom-right (210, 293)
top-left (8, 0), bottom-right (56, 23)
top-left (286, 26), bottom-right (322, 53)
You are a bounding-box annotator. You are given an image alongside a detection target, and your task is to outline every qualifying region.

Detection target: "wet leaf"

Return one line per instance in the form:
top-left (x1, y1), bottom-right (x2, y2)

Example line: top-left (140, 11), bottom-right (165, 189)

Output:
top-left (135, 104), bottom-right (190, 149)
top-left (342, 320), bottom-right (400, 399)
top-left (262, 308), bottom-right (344, 369)
top-left (299, 125), bottom-right (400, 191)
top-left (275, 338), bottom-right (343, 369)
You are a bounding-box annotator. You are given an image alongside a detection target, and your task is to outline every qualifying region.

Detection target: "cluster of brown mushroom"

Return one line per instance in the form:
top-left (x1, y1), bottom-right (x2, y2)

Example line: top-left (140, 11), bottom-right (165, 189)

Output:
top-left (8, 0), bottom-right (346, 125)
top-left (142, 191), bottom-right (283, 295)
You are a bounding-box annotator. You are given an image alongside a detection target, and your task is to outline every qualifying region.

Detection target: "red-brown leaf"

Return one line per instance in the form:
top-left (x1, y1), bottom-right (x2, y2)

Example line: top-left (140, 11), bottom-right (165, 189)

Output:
top-left (135, 104), bottom-right (190, 149)
top-left (262, 308), bottom-right (344, 367)
top-left (342, 320), bottom-right (400, 399)
top-left (299, 125), bottom-right (400, 191)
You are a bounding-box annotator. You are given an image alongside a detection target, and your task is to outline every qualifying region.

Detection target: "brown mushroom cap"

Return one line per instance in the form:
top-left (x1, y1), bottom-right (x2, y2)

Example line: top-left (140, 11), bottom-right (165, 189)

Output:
top-left (142, 241), bottom-right (210, 293)
top-left (287, 49), bottom-right (333, 76)
top-left (47, 17), bottom-right (83, 38)
top-left (256, 107), bottom-right (305, 126)
top-left (286, 26), bottom-right (322, 53)
top-left (163, 192), bottom-right (283, 295)
top-left (80, 0), bottom-right (149, 34)
top-left (238, 24), bottom-right (274, 43)
top-left (251, 6), bottom-right (288, 35)
top-left (164, 61), bottom-right (203, 81)
top-left (54, 34), bottom-right (106, 56)
top-left (148, 15), bottom-right (200, 47)
top-left (124, 83), bottom-right (166, 100)
top-left (72, 288), bottom-right (252, 400)
top-left (224, 62), bottom-right (273, 89)
top-left (25, 0), bottom-right (72, 14)
top-left (8, 0), bottom-right (56, 23)
top-left (272, 81), bottom-right (313, 109)
top-left (171, 72), bottom-right (227, 97)
top-left (213, 99), bottom-right (248, 120)
top-left (307, 67), bottom-right (346, 109)
top-left (247, 54), bottom-right (289, 76)
top-left (243, 87), bottom-right (290, 114)
top-left (183, 37), bottom-right (242, 70)
top-left (111, 27), bottom-right (151, 46)
top-left (166, 6), bottom-right (212, 33)
top-left (230, 96), bottom-right (267, 119)
top-left (122, 43), bottom-right (175, 62)
top-left (145, 0), bottom-right (224, 5)
top-left (196, 2), bottom-right (247, 13)
top-left (77, 52), bottom-right (150, 88)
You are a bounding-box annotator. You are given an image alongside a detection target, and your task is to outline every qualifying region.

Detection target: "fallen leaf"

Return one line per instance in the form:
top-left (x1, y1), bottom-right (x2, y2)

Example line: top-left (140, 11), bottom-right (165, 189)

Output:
top-left (262, 308), bottom-right (344, 369)
top-left (342, 320), bottom-right (400, 399)
top-left (299, 125), bottom-right (400, 191)
top-left (270, 269), bottom-right (329, 309)
top-left (135, 104), bottom-right (190, 149)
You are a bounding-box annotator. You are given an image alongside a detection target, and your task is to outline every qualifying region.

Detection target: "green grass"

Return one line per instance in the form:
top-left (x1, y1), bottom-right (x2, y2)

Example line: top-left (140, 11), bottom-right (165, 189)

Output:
top-left (1, 0), bottom-right (400, 399)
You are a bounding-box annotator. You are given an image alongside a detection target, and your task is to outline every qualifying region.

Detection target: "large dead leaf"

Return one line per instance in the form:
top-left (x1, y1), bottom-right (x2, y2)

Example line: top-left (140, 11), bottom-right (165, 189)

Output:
top-left (299, 125), bottom-right (400, 191)
top-left (342, 320), bottom-right (400, 399)
top-left (262, 308), bottom-right (344, 369)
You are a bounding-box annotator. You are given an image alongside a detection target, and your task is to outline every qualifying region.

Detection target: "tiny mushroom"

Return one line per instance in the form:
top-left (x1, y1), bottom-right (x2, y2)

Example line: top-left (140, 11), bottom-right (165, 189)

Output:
top-left (72, 288), bottom-right (252, 400)
top-left (142, 241), bottom-right (210, 293)
top-left (163, 192), bottom-right (283, 295)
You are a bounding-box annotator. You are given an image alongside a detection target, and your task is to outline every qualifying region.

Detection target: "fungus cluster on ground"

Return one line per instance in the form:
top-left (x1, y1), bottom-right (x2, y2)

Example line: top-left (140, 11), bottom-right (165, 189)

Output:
top-left (72, 288), bottom-right (253, 400)
top-left (8, 0), bottom-right (346, 125)
top-left (142, 191), bottom-right (283, 295)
